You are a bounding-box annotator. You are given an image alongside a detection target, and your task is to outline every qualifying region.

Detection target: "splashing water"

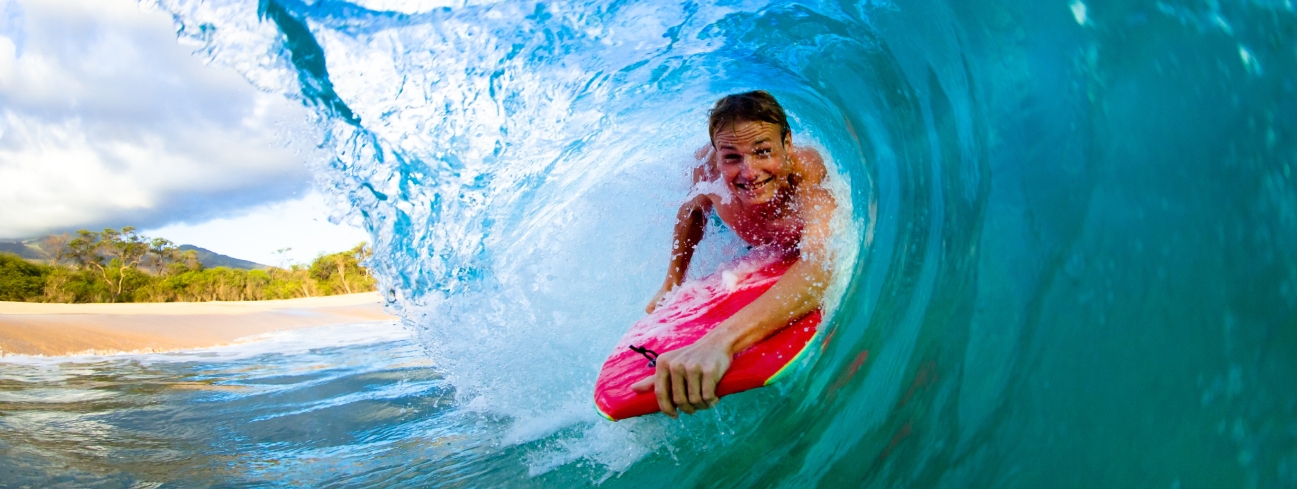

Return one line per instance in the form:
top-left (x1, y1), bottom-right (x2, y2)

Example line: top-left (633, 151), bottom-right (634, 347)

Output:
top-left (3, 0), bottom-right (1295, 487)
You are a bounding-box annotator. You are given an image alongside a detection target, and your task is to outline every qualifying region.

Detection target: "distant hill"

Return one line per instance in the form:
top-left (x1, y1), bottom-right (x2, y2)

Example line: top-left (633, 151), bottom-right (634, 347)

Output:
top-left (177, 245), bottom-right (269, 270)
top-left (0, 237), bottom-right (268, 270)
top-left (0, 239), bottom-right (49, 261)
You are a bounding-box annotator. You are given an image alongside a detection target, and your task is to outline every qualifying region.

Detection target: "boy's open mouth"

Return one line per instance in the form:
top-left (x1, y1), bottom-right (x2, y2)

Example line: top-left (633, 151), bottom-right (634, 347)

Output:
top-left (735, 175), bottom-right (773, 192)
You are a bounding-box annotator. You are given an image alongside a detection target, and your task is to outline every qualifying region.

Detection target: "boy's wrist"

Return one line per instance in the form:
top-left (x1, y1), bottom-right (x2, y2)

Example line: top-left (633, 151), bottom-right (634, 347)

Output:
top-left (664, 269), bottom-right (685, 287)
top-left (702, 325), bottom-right (741, 356)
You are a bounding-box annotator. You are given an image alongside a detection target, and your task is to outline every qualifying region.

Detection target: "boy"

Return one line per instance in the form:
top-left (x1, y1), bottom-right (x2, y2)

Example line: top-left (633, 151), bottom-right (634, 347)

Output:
top-left (632, 91), bottom-right (836, 417)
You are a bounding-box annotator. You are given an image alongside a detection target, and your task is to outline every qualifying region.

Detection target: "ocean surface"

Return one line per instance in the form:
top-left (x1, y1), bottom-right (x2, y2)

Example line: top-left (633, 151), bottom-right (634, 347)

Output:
top-left (3, 0), bottom-right (1296, 487)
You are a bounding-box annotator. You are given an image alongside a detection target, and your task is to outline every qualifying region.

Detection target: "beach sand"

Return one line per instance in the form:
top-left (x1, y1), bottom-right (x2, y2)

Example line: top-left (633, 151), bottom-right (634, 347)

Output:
top-left (0, 292), bottom-right (398, 357)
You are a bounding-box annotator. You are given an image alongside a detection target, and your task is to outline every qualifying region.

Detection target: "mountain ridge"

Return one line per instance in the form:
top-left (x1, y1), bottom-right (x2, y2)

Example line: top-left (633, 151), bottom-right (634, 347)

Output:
top-left (176, 245), bottom-right (269, 270)
top-left (0, 237), bottom-right (269, 270)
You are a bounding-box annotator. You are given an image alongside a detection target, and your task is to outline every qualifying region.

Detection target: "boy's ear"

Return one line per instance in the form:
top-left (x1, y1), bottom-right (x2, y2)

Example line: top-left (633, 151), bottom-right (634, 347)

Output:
top-left (783, 131), bottom-right (793, 150)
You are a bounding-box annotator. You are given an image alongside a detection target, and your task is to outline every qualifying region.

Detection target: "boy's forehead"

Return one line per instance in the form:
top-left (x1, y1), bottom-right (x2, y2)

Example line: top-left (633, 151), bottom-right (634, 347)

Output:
top-left (712, 120), bottom-right (780, 147)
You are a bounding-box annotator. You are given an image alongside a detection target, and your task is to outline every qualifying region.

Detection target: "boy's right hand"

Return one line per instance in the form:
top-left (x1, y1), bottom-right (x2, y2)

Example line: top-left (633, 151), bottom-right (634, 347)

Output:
top-left (646, 286), bottom-right (672, 314)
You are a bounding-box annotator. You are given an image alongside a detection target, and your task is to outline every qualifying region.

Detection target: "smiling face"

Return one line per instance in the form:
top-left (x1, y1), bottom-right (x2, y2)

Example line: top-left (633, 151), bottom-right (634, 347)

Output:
top-left (712, 120), bottom-right (793, 207)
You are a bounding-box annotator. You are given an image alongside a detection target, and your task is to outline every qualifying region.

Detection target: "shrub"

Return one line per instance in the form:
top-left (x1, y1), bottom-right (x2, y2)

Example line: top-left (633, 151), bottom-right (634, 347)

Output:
top-left (0, 253), bottom-right (50, 301)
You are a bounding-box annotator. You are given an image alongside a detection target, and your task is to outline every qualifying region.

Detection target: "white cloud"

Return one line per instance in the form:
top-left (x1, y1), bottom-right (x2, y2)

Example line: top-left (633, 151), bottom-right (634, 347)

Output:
top-left (0, 0), bottom-right (318, 239)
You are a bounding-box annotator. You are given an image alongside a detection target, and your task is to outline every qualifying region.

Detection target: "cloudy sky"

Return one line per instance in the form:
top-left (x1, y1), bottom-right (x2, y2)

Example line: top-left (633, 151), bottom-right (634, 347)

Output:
top-left (0, 0), bottom-right (368, 265)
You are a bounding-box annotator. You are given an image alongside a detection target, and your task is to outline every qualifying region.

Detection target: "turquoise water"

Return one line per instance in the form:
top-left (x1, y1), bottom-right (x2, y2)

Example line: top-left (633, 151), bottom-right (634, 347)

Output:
top-left (4, 0), bottom-right (1296, 486)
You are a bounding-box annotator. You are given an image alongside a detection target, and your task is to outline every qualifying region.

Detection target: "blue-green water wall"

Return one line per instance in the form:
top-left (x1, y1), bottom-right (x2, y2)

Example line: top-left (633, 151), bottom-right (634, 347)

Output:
top-left (149, 0), bottom-right (1297, 486)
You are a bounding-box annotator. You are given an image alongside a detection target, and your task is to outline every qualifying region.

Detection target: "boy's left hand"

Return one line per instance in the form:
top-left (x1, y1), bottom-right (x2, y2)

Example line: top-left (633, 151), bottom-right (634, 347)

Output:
top-left (630, 338), bottom-right (732, 417)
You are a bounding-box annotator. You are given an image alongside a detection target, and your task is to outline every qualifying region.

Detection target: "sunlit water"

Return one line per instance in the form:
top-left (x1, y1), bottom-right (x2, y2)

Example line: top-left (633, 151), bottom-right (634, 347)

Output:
top-left (0, 323), bottom-right (480, 486)
top-left (3, 0), bottom-right (1295, 487)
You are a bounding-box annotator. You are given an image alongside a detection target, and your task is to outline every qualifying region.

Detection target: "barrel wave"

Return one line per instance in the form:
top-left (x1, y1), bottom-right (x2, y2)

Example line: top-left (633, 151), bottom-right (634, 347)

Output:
top-left (147, 0), bottom-right (1297, 486)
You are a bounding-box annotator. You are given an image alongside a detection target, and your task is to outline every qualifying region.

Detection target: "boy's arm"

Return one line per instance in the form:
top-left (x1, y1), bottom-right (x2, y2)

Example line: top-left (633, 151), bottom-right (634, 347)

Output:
top-left (710, 148), bottom-right (834, 352)
top-left (647, 150), bottom-right (715, 313)
top-left (647, 194), bottom-right (710, 313)
top-left (633, 148), bottom-right (836, 417)
top-left (702, 190), bottom-right (833, 354)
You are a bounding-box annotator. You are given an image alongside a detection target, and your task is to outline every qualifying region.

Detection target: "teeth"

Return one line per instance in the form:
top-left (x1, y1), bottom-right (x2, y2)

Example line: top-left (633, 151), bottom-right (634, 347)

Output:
top-left (737, 177), bottom-right (770, 191)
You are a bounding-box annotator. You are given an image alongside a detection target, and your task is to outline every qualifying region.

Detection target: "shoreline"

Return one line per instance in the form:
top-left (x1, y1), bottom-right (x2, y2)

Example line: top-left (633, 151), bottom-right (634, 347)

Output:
top-left (0, 292), bottom-right (399, 357)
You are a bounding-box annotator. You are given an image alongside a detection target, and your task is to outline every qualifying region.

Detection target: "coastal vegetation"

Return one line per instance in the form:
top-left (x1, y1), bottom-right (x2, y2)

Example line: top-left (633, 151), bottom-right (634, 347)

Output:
top-left (0, 227), bottom-right (376, 303)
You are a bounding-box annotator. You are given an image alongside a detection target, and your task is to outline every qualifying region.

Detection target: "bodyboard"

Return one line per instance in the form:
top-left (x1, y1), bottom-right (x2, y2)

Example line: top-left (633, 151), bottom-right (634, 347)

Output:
top-left (594, 254), bottom-right (821, 420)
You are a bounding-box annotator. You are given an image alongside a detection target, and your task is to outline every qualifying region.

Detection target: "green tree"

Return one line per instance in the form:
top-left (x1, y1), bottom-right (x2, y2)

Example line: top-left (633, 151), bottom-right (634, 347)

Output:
top-left (65, 227), bottom-right (158, 302)
top-left (0, 252), bottom-right (51, 301)
top-left (97, 227), bottom-right (150, 302)
top-left (41, 266), bottom-right (108, 303)
top-left (8, 230), bottom-right (377, 304)
top-left (40, 233), bottom-right (72, 265)
top-left (309, 243), bottom-right (376, 296)
top-left (145, 237), bottom-right (181, 275)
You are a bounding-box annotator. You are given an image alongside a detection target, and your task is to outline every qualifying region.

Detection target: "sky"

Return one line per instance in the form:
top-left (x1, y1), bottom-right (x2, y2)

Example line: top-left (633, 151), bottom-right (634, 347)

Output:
top-left (0, 0), bottom-right (368, 266)
top-left (145, 192), bottom-right (370, 267)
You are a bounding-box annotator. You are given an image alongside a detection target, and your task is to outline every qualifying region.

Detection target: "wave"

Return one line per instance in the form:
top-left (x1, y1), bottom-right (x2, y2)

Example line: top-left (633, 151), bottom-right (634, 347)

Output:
top-left (147, 0), bottom-right (1297, 486)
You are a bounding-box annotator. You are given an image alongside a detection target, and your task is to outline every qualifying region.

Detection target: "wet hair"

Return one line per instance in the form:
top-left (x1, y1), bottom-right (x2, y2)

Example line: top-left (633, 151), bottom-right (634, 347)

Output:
top-left (708, 90), bottom-right (791, 145)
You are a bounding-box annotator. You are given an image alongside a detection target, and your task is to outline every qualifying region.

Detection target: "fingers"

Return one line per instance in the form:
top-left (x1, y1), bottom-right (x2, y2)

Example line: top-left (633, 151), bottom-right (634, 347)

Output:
top-left (631, 375), bottom-right (654, 393)
top-left (646, 290), bottom-right (667, 314)
top-left (637, 348), bottom-right (729, 419)
top-left (701, 368), bottom-right (718, 408)
top-left (687, 367), bottom-right (704, 410)
top-left (654, 364), bottom-right (677, 418)
top-left (670, 364), bottom-right (694, 415)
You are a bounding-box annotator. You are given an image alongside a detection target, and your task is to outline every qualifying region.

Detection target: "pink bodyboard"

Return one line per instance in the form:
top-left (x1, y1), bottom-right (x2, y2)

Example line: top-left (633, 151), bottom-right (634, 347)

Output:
top-left (594, 255), bottom-right (821, 420)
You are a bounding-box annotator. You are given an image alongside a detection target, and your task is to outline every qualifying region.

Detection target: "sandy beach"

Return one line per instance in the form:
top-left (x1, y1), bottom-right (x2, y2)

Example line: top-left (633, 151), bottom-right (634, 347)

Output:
top-left (0, 292), bottom-right (399, 357)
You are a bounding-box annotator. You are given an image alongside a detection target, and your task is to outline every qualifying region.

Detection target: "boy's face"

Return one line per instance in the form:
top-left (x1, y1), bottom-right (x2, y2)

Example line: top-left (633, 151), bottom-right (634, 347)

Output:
top-left (712, 120), bottom-right (793, 207)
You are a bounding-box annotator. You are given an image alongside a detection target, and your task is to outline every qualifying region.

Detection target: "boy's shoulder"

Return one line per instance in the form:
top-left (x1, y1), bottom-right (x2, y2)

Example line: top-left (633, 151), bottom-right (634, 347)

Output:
top-left (791, 147), bottom-right (827, 186)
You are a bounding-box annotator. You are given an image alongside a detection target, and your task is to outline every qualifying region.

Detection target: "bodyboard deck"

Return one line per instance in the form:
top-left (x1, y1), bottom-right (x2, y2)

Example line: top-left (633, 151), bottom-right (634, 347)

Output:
top-left (594, 255), bottom-right (821, 420)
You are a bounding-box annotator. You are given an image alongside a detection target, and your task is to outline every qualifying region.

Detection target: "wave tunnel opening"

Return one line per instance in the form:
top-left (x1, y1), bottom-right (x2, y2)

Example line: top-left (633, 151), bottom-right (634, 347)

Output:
top-left (115, 0), bottom-right (1297, 486)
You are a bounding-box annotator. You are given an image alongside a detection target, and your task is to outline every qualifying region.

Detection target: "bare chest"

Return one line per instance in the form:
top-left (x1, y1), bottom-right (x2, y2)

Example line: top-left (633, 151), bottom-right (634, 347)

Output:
top-left (712, 199), bottom-right (805, 250)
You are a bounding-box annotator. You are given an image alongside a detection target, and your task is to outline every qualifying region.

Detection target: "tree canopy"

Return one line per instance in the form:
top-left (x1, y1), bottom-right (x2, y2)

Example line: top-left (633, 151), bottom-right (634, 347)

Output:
top-left (0, 227), bottom-right (376, 303)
